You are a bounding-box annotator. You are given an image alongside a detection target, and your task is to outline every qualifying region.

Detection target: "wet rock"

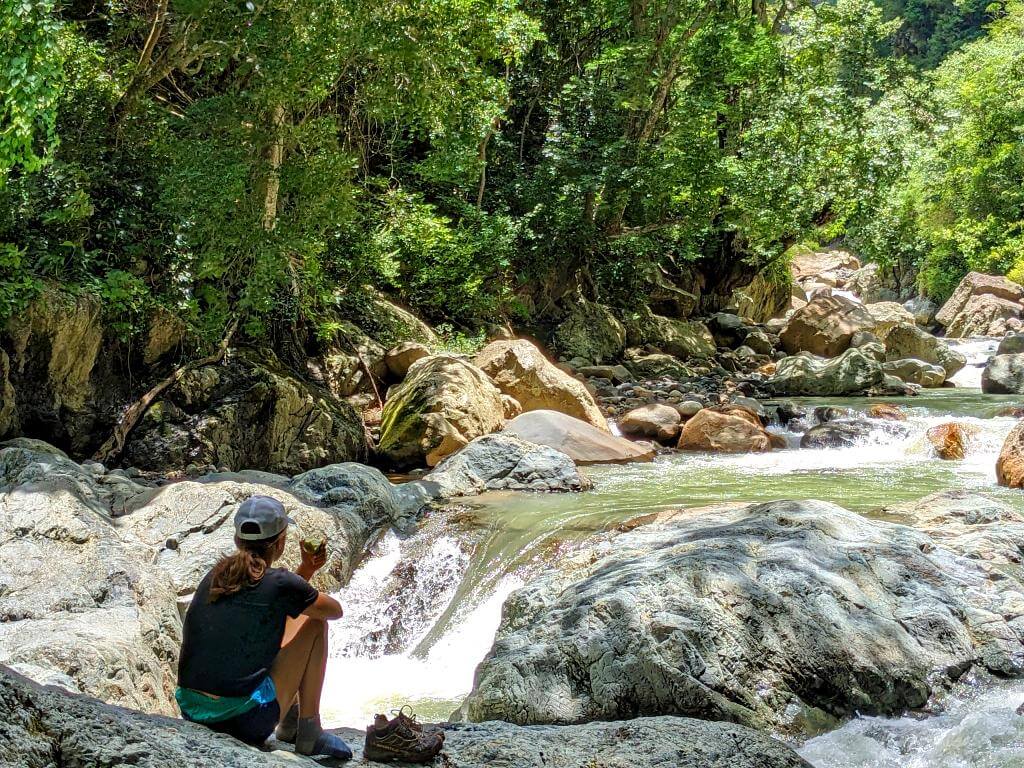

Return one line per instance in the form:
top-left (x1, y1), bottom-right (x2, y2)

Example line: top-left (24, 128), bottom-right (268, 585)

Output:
top-left (619, 404), bottom-right (682, 444)
top-left (936, 272), bottom-right (1024, 337)
top-left (551, 300), bottom-right (626, 365)
top-left (867, 403), bottom-right (906, 421)
top-left (982, 354), bottom-right (1024, 394)
top-left (475, 340), bottom-right (607, 431)
top-left (997, 421), bottom-right (1024, 488)
top-left (0, 666), bottom-right (813, 768)
top-left (677, 407), bottom-right (776, 453)
top-left (999, 334), bottom-right (1024, 356)
top-left (774, 401), bottom-right (807, 425)
top-left (926, 423), bottom-right (979, 460)
top-left (799, 419), bottom-right (876, 448)
top-left (465, 498), bottom-right (1024, 732)
top-left (379, 355), bottom-right (505, 468)
top-left (779, 294), bottom-right (876, 357)
top-left (883, 358), bottom-right (947, 388)
top-left (767, 347), bottom-right (884, 396)
top-left (424, 433), bottom-right (591, 497)
top-left (503, 410), bottom-right (654, 464)
top-left (124, 350), bottom-right (368, 475)
top-left (384, 341), bottom-right (431, 380)
top-left (883, 324), bottom-right (966, 378)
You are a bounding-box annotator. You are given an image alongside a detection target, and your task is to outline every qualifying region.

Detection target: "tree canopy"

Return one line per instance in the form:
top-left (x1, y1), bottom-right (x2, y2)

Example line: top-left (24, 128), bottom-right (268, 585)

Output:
top-left (0, 0), bottom-right (1020, 339)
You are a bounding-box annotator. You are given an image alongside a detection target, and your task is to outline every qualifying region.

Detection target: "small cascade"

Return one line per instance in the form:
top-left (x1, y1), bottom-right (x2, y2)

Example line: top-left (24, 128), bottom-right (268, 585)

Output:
top-left (799, 676), bottom-right (1024, 767)
top-left (946, 337), bottom-right (1000, 388)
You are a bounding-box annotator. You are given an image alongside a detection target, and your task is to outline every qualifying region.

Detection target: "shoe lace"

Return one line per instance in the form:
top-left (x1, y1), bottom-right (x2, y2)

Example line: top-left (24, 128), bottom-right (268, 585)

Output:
top-left (390, 705), bottom-right (422, 730)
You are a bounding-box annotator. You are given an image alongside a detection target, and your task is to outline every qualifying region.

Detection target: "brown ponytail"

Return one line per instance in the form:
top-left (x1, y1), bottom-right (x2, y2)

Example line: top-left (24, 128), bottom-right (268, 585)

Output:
top-left (209, 533), bottom-right (283, 602)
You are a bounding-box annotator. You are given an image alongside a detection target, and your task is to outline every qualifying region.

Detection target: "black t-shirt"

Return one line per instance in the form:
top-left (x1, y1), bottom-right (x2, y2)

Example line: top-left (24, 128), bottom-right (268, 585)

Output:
top-left (177, 567), bottom-right (318, 696)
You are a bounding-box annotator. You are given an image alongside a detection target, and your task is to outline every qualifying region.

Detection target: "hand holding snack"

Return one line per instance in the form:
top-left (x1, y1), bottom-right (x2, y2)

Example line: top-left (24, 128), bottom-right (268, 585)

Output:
top-left (299, 535), bottom-right (327, 574)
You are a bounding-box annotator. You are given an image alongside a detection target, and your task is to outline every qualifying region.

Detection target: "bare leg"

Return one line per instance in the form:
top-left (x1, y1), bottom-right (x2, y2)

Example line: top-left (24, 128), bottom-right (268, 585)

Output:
top-left (271, 615), bottom-right (327, 718)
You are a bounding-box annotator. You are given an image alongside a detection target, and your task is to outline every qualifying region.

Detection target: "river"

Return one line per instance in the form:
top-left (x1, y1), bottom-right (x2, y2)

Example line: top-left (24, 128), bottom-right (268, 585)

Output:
top-left (322, 340), bottom-right (1024, 766)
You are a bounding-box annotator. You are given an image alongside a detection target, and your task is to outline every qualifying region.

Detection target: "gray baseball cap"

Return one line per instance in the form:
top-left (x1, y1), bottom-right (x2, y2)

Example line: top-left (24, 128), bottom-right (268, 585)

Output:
top-left (234, 495), bottom-right (295, 541)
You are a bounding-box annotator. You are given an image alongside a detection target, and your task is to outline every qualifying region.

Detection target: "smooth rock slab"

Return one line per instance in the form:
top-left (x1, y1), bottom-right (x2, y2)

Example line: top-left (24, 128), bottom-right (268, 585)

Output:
top-left (0, 666), bottom-right (811, 768)
top-left (767, 347), bottom-right (883, 396)
top-left (464, 499), bottom-right (1024, 734)
top-left (503, 410), bottom-right (654, 464)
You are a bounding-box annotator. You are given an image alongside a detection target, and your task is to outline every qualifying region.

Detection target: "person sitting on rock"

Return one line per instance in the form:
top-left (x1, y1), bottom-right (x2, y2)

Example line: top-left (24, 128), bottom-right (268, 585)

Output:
top-left (175, 495), bottom-right (351, 760)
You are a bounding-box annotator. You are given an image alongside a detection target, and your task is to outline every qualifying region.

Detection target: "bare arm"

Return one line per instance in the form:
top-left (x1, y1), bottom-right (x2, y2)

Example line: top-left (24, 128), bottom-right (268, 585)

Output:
top-left (302, 592), bottom-right (343, 621)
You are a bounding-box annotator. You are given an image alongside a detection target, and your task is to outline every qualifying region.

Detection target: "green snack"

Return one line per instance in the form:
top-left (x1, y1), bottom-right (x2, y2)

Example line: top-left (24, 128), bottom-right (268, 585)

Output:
top-left (300, 536), bottom-right (326, 555)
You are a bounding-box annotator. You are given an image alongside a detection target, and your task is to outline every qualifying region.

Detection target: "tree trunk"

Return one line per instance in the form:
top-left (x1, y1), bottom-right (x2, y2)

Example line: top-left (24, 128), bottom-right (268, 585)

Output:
top-left (262, 104), bottom-right (286, 231)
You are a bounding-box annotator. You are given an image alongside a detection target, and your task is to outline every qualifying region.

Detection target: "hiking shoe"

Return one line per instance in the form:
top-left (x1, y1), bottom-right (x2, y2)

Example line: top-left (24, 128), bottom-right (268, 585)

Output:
top-left (374, 707), bottom-right (444, 739)
top-left (365, 711), bottom-right (444, 763)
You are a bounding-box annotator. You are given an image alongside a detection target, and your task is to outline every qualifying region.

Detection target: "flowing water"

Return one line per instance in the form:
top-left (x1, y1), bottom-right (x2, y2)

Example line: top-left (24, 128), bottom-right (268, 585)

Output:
top-left (322, 358), bottom-right (1024, 765)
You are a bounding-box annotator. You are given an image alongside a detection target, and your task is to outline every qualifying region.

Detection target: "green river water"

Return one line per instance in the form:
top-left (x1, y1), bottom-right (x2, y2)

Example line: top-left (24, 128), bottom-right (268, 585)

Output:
top-left (323, 383), bottom-right (1024, 766)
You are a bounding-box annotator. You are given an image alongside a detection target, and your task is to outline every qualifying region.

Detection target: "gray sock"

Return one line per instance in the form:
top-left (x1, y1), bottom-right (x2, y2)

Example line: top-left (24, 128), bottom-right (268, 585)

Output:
top-left (295, 715), bottom-right (323, 754)
top-left (275, 703), bottom-right (299, 743)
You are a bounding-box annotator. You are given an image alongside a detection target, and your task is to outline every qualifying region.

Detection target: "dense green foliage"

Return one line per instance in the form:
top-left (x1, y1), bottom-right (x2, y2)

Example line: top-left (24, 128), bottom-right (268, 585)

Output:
top-left (848, 2), bottom-right (1024, 302)
top-left (0, 0), bottom-right (1021, 339)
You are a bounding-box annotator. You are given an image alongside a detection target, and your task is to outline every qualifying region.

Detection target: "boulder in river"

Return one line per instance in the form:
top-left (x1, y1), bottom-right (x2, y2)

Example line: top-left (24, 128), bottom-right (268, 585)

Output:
top-left (999, 334), bottom-right (1024, 356)
top-left (767, 347), bottom-right (884, 396)
top-left (997, 421), bottom-right (1024, 488)
top-left (982, 354), bottom-right (1024, 394)
top-left (378, 354), bottom-right (505, 468)
top-left (882, 358), bottom-right (947, 388)
top-left (619, 404), bottom-right (682, 444)
top-left (677, 406), bottom-right (779, 453)
top-left (424, 433), bottom-right (591, 497)
top-left (464, 498), bottom-right (1024, 733)
top-left (799, 419), bottom-right (876, 448)
top-left (0, 665), bottom-right (813, 768)
top-left (867, 403), bottom-right (906, 421)
top-left (936, 272), bottom-right (1024, 337)
top-left (883, 323), bottom-right (966, 378)
top-left (475, 340), bottom-right (607, 431)
top-left (926, 422), bottom-right (979, 460)
top-left (779, 294), bottom-right (876, 357)
top-left (503, 410), bottom-right (654, 464)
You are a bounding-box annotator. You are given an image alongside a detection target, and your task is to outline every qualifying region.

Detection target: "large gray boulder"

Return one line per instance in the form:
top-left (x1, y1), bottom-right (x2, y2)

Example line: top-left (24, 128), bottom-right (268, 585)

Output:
top-left (464, 499), bottom-right (1024, 734)
top-left (779, 294), bottom-right (876, 357)
top-left (766, 347), bottom-right (884, 396)
top-left (0, 443), bottom-right (400, 714)
top-left (0, 666), bottom-right (812, 768)
top-left (883, 323), bottom-right (966, 377)
top-left (981, 353), bottom-right (1024, 394)
top-left (424, 433), bottom-right (591, 497)
top-left (998, 333), bottom-right (1024, 355)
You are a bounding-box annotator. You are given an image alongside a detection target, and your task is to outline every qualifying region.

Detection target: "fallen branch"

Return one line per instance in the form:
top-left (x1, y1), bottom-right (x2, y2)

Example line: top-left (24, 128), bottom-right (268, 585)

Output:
top-left (93, 317), bottom-right (239, 465)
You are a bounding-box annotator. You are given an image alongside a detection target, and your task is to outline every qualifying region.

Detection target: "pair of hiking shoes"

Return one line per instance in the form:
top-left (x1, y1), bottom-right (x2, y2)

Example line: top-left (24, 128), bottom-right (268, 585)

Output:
top-left (364, 707), bottom-right (445, 763)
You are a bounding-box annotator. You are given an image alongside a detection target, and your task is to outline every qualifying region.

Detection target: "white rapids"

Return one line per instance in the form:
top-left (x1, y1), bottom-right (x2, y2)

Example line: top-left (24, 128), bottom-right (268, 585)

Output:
top-left (799, 676), bottom-right (1024, 767)
top-left (947, 337), bottom-right (1000, 389)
